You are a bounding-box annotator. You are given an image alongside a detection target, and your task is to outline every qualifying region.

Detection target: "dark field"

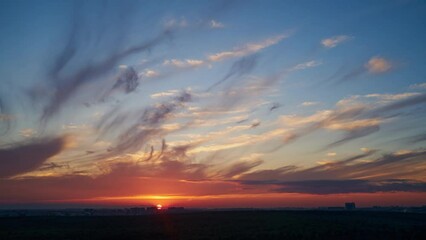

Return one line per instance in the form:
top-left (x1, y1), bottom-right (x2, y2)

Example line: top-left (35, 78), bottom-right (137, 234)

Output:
top-left (1, 210), bottom-right (425, 240)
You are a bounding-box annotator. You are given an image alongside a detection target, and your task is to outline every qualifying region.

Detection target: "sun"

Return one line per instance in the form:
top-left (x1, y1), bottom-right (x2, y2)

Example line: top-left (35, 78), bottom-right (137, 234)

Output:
top-left (156, 204), bottom-right (162, 210)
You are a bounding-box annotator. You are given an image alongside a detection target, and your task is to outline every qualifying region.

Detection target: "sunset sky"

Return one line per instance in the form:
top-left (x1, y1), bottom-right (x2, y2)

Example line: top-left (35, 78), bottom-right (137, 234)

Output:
top-left (1, 0), bottom-right (426, 208)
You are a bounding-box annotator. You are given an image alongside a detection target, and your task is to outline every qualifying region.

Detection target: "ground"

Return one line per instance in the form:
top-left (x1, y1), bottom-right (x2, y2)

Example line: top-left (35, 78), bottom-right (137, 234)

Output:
top-left (1, 210), bottom-right (425, 239)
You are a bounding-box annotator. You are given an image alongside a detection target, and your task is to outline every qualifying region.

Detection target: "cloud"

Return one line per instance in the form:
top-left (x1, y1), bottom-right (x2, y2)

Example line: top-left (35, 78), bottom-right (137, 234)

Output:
top-left (279, 91), bottom-right (426, 149)
top-left (361, 147), bottom-right (372, 153)
top-left (271, 179), bottom-right (426, 194)
top-left (0, 97), bottom-right (12, 136)
top-left (327, 152), bottom-right (337, 157)
top-left (209, 20), bottom-right (224, 28)
top-left (409, 82), bottom-right (426, 90)
top-left (150, 90), bottom-right (180, 99)
top-left (291, 60), bottom-right (322, 71)
top-left (111, 66), bottom-right (139, 93)
top-left (280, 104), bottom-right (379, 148)
top-left (0, 137), bottom-right (66, 178)
top-left (327, 125), bottom-right (380, 148)
top-left (163, 59), bottom-right (205, 68)
top-left (163, 17), bottom-right (188, 29)
top-left (221, 159), bottom-right (263, 178)
top-left (402, 133), bottom-right (426, 144)
top-left (96, 91), bottom-right (192, 157)
top-left (207, 55), bottom-right (258, 91)
top-left (330, 56), bottom-right (392, 84)
top-left (321, 35), bottom-right (350, 48)
top-left (365, 57), bottom-right (392, 73)
top-left (250, 120), bottom-right (261, 128)
top-left (19, 128), bottom-right (36, 138)
top-left (270, 102), bottom-right (282, 111)
top-left (301, 101), bottom-right (319, 107)
top-left (158, 33), bottom-right (288, 80)
top-left (238, 149), bottom-right (426, 194)
top-left (365, 92), bottom-right (420, 101)
top-left (208, 34), bottom-right (287, 62)
top-left (40, 2), bottom-right (175, 121)
top-left (141, 69), bottom-right (160, 78)
top-left (368, 92), bottom-right (426, 117)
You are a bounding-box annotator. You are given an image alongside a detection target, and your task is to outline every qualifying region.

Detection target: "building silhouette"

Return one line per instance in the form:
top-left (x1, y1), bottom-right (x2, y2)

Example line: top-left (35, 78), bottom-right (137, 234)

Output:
top-left (345, 202), bottom-right (356, 210)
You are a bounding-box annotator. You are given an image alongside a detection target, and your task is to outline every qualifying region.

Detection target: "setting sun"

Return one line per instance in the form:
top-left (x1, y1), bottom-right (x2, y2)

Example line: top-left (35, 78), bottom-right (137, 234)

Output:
top-left (156, 204), bottom-right (162, 210)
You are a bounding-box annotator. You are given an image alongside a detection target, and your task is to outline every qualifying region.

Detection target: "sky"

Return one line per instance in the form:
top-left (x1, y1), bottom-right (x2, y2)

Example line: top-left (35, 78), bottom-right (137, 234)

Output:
top-left (0, 0), bottom-right (426, 209)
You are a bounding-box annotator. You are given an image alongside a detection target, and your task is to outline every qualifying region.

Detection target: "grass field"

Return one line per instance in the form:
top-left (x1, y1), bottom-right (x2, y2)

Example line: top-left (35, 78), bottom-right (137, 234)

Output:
top-left (1, 210), bottom-right (425, 240)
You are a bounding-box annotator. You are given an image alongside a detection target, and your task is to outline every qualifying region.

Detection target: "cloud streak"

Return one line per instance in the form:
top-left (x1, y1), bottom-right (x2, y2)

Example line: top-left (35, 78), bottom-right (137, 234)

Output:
top-left (207, 34), bottom-right (287, 62)
top-left (238, 149), bottom-right (426, 194)
top-left (0, 137), bottom-right (66, 178)
top-left (321, 35), bottom-right (350, 48)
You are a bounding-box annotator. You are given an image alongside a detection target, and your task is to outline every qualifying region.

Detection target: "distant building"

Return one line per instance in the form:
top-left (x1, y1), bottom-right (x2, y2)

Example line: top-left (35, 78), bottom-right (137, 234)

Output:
top-left (326, 207), bottom-right (344, 210)
top-left (345, 202), bottom-right (356, 210)
top-left (129, 207), bottom-right (146, 215)
top-left (168, 207), bottom-right (185, 212)
top-left (146, 207), bottom-right (157, 212)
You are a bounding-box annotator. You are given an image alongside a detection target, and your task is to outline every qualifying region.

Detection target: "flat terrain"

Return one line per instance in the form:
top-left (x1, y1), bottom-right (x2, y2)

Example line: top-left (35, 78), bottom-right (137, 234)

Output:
top-left (1, 210), bottom-right (425, 240)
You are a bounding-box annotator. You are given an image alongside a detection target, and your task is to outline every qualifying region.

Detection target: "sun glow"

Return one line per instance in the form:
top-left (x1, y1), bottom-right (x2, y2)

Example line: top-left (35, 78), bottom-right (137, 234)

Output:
top-left (156, 204), bottom-right (162, 210)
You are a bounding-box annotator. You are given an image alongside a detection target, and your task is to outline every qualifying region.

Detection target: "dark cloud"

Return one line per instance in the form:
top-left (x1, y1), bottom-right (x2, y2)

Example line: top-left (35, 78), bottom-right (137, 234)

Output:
top-left (406, 133), bottom-right (426, 144)
top-left (207, 55), bottom-right (258, 91)
top-left (281, 106), bottom-right (371, 149)
top-left (280, 93), bottom-right (426, 150)
top-left (335, 66), bottom-right (365, 84)
top-left (221, 159), bottom-right (263, 178)
top-left (252, 179), bottom-right (426, 194)
top-left (238, 149), bottom-right (426, 194)
top-left (269, 102), bottom-right (281, 111)
top-left (0, 137), bottom-right (66, 178)
top-left (367, 93), bottom-right (426, 117)
top-left (156, 139), bottom-right (167, 160)
top-left (236, 149), bottom-right (426, 194)
top-left (326, 125), bottom-right (380, 149)
top-left (101, 66), bottom-right (139, 101)
top-left (235, 119), bottom-right (249, 124)
top-left (142, 145), bottom-right (154, 162)
top-left (0, 96), bottom-right (12, 136)
top-left (38, 162), bottom-right (70, 171)
top-left (39, 1), bottom-right (174, 121)
top-left (42, 30), bottom-right (172, 121)
top-left (90, 91), bottom-right (192, 161)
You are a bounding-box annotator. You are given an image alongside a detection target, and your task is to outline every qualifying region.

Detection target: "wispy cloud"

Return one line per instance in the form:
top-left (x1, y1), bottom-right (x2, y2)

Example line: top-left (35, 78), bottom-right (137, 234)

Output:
top-left (238, 149), bottom-right (426, 194)
top-left (150, 90), bottom-right (180, 99)
top-left (207, 55), bottom-right (258, 91)
top-left (291, 60), bottom-right (322, 71)
top-left (365, 92), bottom-right (420, 101)
top-left (301, 101), bottom-right (319, 107)
top-left (207, 34), bottom-right (288, 62)
top-left (409, 82), bottom-right (426, 90)
top-left (141, 69), bottom-right (160, 78)
top-left (209, 20), bottom-right (224, 29)
top-left (19, 128), bottom-right (36, 138)
top-left (160, 33), bottom-right (290, 77)
top-left (163, 17), bottom-right (188, 29)
top-left (280, 91), bottom-right (426, 149)
top-left (321, 35), bottom-right (350, 48)
top-left (163, 59), bottom-right (205, 68)
top-left (327, 152), bottom-right (337, 157)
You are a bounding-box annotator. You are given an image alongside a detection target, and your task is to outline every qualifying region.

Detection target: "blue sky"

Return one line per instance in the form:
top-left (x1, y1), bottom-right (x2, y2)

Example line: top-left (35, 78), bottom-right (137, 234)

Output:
top-left (0, 0), bottom-right (426, 207)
